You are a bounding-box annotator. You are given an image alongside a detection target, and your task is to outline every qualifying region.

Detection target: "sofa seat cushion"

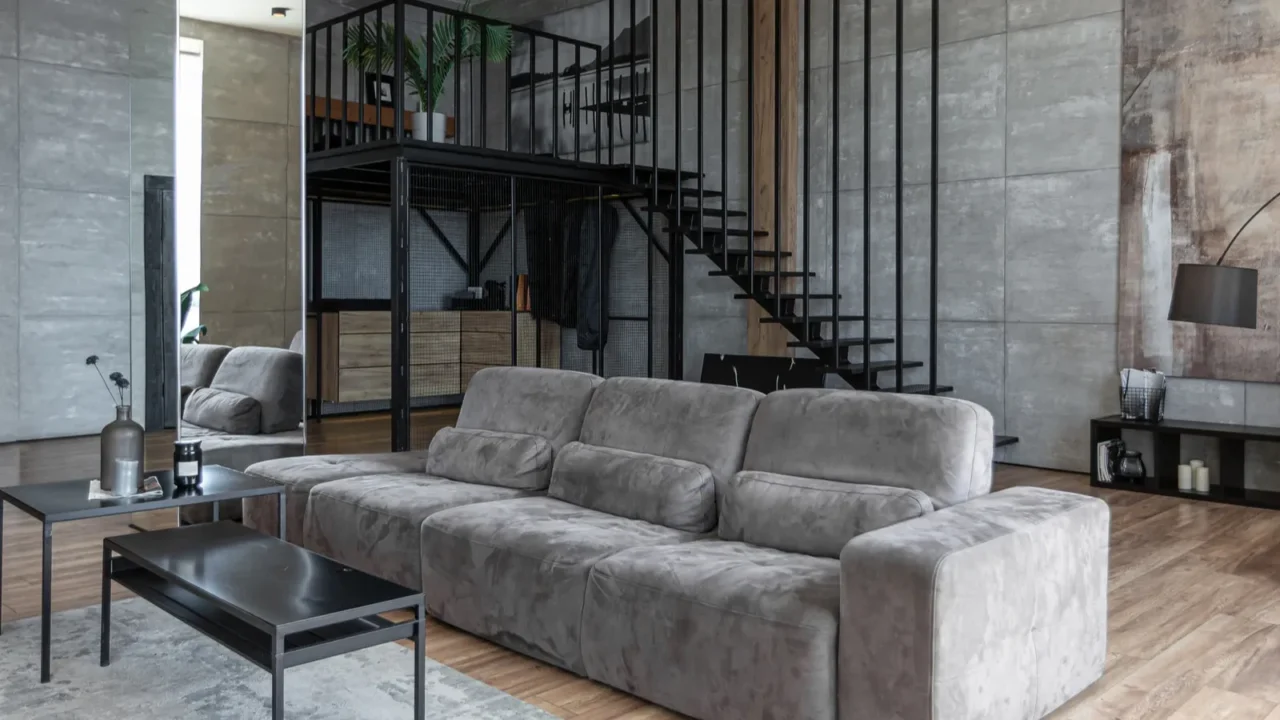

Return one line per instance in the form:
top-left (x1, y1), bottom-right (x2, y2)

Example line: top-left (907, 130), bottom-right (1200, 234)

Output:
top-left (242, 451), bottom-right (431, 540)
top-left (421, 497), bottom-right (702, 674)
top-left (183, 387), bottom-right (262, 435)
top-left (548, 442), bottom-right (716, 532)
top-left (304, 474), bottom-right (534, 591)
top-left (719, 471), bottom-right (933, 558)
top-left (425, 427), bottom-right (553, 490)
top-left (581, 541), bottom-right (840, 720)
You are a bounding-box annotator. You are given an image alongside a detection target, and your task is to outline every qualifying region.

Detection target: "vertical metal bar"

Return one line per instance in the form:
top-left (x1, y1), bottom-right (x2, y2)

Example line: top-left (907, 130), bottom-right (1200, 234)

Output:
top-left (277, 493), bottom-right (287, 541)
top-left (697, 0), bottom-right (705, 272)
top-left (553, 41), bottom-right (560, 157)
top-left (529, 36), bottom-right (536, 153)
top-left (309, 29), bottom-right (317, 151)
top-left (357, 13), bottom-right (366, 143)
top-left (99, 546), bottom-right (110, 667)
top-left (394, 1), bottom-right (405, 140)
top-left (773, 0), bottom-right (782, 317)
top-left (425, 9), bottom-right (434, 122)
top-left (325, 25), bottom-right (333, 150)
top-left (413, 603), bottom-right (426, 720)
top-left (341, 20), bottom-right (349, 147)
top-left (802, 0), bottom-right (810, 341)
top-left (375, 7), bottom-right (383, 139)
top-left (861, 0), bottom-right (871, 384)
top-left (833, 0), bottom-right (842, 372)
top-left (630, 0), bottom-right (638, 183)
top-left (505, 40), bottom-right (513, 151)
top-left (40, 523), bottom-right (51, 683)
top-left (510, 178), bottom-right (518, 369)
top-left (929, 0), bottom-right (940, 394)
top-left (390, 158), bottom-right (409, 451)
top-left (271, 634), bottom-right (285, 720)
top-left (648, 0), bottom-right (657, 379)
top-left (454, 9), bottom-right (462, 145)
top-left (575, 44), bottom-right (582, 160)
top-left (597, 186), bottom-right (605, 375)
top-left (721, 0), bottom-right (729, 272)
top-left (595, 46), bottom-right (603, 164)
top-left (673, 0), bottom-right (684, 381)
top-left (481, 21), bottom-right (488, 147)
top-left (747, 0), bottom-right (755, 293)
top-left (609, 0), bottom-right (616, 166)
top-left (894, 0), bottom-right (904, 393)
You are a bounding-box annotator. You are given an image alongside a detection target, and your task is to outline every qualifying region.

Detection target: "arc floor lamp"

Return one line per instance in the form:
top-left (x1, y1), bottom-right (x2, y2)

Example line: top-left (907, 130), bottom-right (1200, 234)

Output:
top-left (1167, 191), bottom-right (1277, 329)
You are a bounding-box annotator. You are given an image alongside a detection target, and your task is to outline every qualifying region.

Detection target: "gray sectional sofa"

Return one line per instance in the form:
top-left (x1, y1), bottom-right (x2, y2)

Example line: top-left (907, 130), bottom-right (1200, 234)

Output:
top-left (243, 367), bottom-right (1109, 720)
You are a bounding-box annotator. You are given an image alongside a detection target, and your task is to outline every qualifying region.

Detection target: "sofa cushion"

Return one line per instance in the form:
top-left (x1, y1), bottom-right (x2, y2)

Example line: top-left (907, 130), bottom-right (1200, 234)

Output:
top-left (719, 471), bottom-right (933, 558)
top-left (183, 388), bottom-right (262, 435)
top-left (243, 450), bottom-right (431, 540)
top-left (305, 474), bottom-right (534, 591)
top-left (548, 442), bottom-right (716, 533)
top-left (179, 343), bottom-right (231, 391)
top-left (421, 496), bottom-right (701, 674)
top-left (743, 388), bottom-right (995, 507)
top-left (581, 540), bottom-right (841, 720)
top-left (210, 347), bottom-right (303, 434)
top-left (425, 427), bottom-right (553, 490)
top-left (579, 377), bottom-right (762, 487)
top-left (458, 367), bottom-right (603, 451)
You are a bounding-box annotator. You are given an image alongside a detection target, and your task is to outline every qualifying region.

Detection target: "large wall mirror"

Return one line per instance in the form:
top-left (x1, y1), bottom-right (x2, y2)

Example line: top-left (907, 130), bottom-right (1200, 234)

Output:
top-left (164, 1), bottom-right (307, 500)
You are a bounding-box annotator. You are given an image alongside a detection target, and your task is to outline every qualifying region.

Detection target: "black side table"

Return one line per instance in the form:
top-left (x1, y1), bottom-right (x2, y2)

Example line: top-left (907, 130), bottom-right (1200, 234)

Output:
top-left (0, 466), bottom-right (286, 683)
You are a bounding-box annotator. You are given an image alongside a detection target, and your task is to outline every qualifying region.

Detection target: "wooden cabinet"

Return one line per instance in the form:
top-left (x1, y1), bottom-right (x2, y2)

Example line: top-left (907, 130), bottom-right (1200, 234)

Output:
top-left (311, 310), bottom-right (560, 405)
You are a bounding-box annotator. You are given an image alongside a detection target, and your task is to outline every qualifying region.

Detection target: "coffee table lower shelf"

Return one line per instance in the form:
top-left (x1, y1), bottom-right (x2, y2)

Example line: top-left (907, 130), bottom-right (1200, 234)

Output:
top-left (110, 561), bottom-right (414, 672)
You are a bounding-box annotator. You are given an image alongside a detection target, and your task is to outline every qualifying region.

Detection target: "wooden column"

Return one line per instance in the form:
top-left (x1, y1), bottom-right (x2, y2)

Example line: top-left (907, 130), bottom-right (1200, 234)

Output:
top-left (748, 0), bottom-right (800, 357)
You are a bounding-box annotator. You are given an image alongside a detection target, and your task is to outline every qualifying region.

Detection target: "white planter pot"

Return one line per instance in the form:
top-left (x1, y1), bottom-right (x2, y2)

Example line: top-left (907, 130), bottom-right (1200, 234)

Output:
top-left (412, 112), bottom-right (448, 142)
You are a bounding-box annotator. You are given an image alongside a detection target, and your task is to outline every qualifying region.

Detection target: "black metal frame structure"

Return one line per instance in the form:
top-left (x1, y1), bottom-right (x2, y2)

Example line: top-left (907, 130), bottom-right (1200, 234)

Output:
top-left (303, 0), bottom-right (999, 451)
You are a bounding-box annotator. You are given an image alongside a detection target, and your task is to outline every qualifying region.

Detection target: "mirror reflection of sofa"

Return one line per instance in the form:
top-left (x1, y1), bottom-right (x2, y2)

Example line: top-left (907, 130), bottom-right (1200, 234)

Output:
top-left (178, 344), bottom-right (304, 523)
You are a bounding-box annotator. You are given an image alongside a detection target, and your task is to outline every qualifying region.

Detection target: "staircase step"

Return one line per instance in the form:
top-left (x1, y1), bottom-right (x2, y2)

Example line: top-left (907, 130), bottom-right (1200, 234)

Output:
top-left (788, 337), bottom-right (895, 349)
top-left (618, 165), bottom-right (702, 184)
top-left (709, 270), bottom-right (815, 279)
top-left (651, 185), bottom-right (724, 199)
top-left (668, 226), bottom-right (769, 238)
top-left (641, 206), bottom-right (747, 219)
top-left (688, 248), bottom-right (793, 259)
top-left (888, 384), bottom-right (956, 395)
top-left (735, 292), bottom-right (841, 301)
top-left (995, 435), bottom-right (1019, 448)
top-left (759, 314), bottom-right (865, 324)
top-left (820, 360), bottom-right (925, 375)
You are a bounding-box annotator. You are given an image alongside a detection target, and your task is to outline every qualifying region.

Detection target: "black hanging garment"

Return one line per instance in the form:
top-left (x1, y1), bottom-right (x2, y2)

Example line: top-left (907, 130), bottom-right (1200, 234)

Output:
top-left (525, 197), bottom-right (620, 351)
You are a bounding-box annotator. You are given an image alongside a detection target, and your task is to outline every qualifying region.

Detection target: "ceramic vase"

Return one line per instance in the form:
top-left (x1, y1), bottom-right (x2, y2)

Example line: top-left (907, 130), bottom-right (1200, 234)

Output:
top-left (412, 111), bottom-right (447, 142)
top-left (100, 405), bottom-right (144, 493)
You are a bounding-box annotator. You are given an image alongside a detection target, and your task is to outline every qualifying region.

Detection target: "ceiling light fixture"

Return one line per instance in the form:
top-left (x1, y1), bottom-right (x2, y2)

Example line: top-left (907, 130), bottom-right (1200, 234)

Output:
top-left (271, 7), bottom-right (289, 17)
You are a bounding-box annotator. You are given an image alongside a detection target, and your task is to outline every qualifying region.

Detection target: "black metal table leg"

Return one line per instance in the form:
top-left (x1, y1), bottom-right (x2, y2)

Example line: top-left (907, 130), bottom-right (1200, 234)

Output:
top-left (212, 500), bottom-right (220, 523)
top-left (278, 492), bottom-right (287, 542)
top-left (100, 546), bottom-right (111, 667)
top-left (414, 602), bottom-right (425, 720)
top-left (272, 634), bottom-right (285, 720)
top-left (40, 522), bottom-right (52, 683)
top-left (0, 501), bottom-right (5, 636)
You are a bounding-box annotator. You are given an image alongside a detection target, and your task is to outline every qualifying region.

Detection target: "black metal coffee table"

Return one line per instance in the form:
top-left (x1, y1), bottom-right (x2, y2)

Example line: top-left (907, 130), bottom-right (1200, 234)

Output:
top-left (0, 465), bottom-right (286, 682)
top-left (102, 522), bottom-right (424, 720)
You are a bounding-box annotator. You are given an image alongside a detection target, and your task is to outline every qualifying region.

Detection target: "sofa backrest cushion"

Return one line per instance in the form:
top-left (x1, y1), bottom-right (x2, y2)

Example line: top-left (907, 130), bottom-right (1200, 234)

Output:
top-left (742, 389), bottom-right (994, 508)
top-left (719, 470), bottom-right (933, 557)
top-left (549, 442), bottom-right (717, 532)
top-left (180, 344), bottom-right (232, 391)
top-left (183, 388), bottom-right (263, 436)
top-left (578, 377), bottom-right (762, 488)
top-left (209, 347), bottom-right (303, 434)
top-left (458, 368), bottom-right (604, 451)
top-left (426, 427), bottom-right (554, 490)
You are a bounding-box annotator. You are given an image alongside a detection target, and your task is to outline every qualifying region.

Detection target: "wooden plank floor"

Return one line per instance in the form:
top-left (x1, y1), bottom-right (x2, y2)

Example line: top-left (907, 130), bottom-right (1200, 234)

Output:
top-left (3, 420), bottom-right (1280, 718)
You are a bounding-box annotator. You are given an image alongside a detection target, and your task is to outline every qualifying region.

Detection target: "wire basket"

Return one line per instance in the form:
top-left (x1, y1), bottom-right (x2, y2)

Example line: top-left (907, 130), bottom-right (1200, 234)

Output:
top-left (1120, 384), bottom-right (1165, 422)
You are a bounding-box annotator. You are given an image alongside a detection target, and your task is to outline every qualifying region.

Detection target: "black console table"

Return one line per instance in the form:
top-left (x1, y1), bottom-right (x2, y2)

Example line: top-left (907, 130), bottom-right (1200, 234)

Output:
top-left (1091, 415), bottom-right (1280, 510)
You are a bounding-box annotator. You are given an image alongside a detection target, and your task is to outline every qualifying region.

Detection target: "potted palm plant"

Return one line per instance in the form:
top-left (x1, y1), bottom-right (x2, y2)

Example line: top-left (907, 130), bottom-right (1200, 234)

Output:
top-left (344, 2), bottom-right (513, 142)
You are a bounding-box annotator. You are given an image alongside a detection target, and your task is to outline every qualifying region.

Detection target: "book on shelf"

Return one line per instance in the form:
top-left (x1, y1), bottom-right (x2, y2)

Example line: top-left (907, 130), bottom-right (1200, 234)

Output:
top-left (1096, 439), bottom-right (1121, 483)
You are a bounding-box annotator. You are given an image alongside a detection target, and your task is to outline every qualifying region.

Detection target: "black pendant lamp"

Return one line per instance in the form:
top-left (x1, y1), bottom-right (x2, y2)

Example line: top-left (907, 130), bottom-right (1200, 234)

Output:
top-left (1168, 192), bottom-right (1275, 330)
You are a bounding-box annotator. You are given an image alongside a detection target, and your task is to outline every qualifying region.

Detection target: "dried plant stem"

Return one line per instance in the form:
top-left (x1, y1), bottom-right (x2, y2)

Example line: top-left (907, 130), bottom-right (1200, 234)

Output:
top-left (93, 365), bottom-right (118, 406)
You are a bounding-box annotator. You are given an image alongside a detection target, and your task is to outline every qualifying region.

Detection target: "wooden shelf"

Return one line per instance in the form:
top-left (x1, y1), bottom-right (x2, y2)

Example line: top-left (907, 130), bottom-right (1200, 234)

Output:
top-left (1090, 415), bottom-right (1280, 509)
top-left (306, 96), bottom-right (455, 137)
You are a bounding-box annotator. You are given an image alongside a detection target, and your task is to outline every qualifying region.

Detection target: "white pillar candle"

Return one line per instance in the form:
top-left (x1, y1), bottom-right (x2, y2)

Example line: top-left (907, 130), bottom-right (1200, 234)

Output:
top-left (1177, 464), bottom-right (1193, 491)
top-left (1193, 466), bottom-right (1211, 493)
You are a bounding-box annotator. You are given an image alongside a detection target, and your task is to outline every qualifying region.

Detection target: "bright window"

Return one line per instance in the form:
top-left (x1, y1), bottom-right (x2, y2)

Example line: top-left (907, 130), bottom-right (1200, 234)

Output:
top-left (176, 36), bottom-right (204, 336)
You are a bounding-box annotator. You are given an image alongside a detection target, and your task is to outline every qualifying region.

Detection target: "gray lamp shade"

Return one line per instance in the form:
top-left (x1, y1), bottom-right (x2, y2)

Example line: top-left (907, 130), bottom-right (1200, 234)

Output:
top-left (1167, 263), bottom-right (1258, 329)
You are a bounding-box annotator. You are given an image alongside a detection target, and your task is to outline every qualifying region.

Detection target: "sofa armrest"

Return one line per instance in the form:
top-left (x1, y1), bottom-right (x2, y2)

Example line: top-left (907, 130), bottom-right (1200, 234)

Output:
top-left (839, 487), bottom-right (1109, 720)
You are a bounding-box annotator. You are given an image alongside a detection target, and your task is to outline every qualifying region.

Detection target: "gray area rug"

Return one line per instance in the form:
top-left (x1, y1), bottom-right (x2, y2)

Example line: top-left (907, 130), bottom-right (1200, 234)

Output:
top-left (0, 599), bottom-right (555, 719)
